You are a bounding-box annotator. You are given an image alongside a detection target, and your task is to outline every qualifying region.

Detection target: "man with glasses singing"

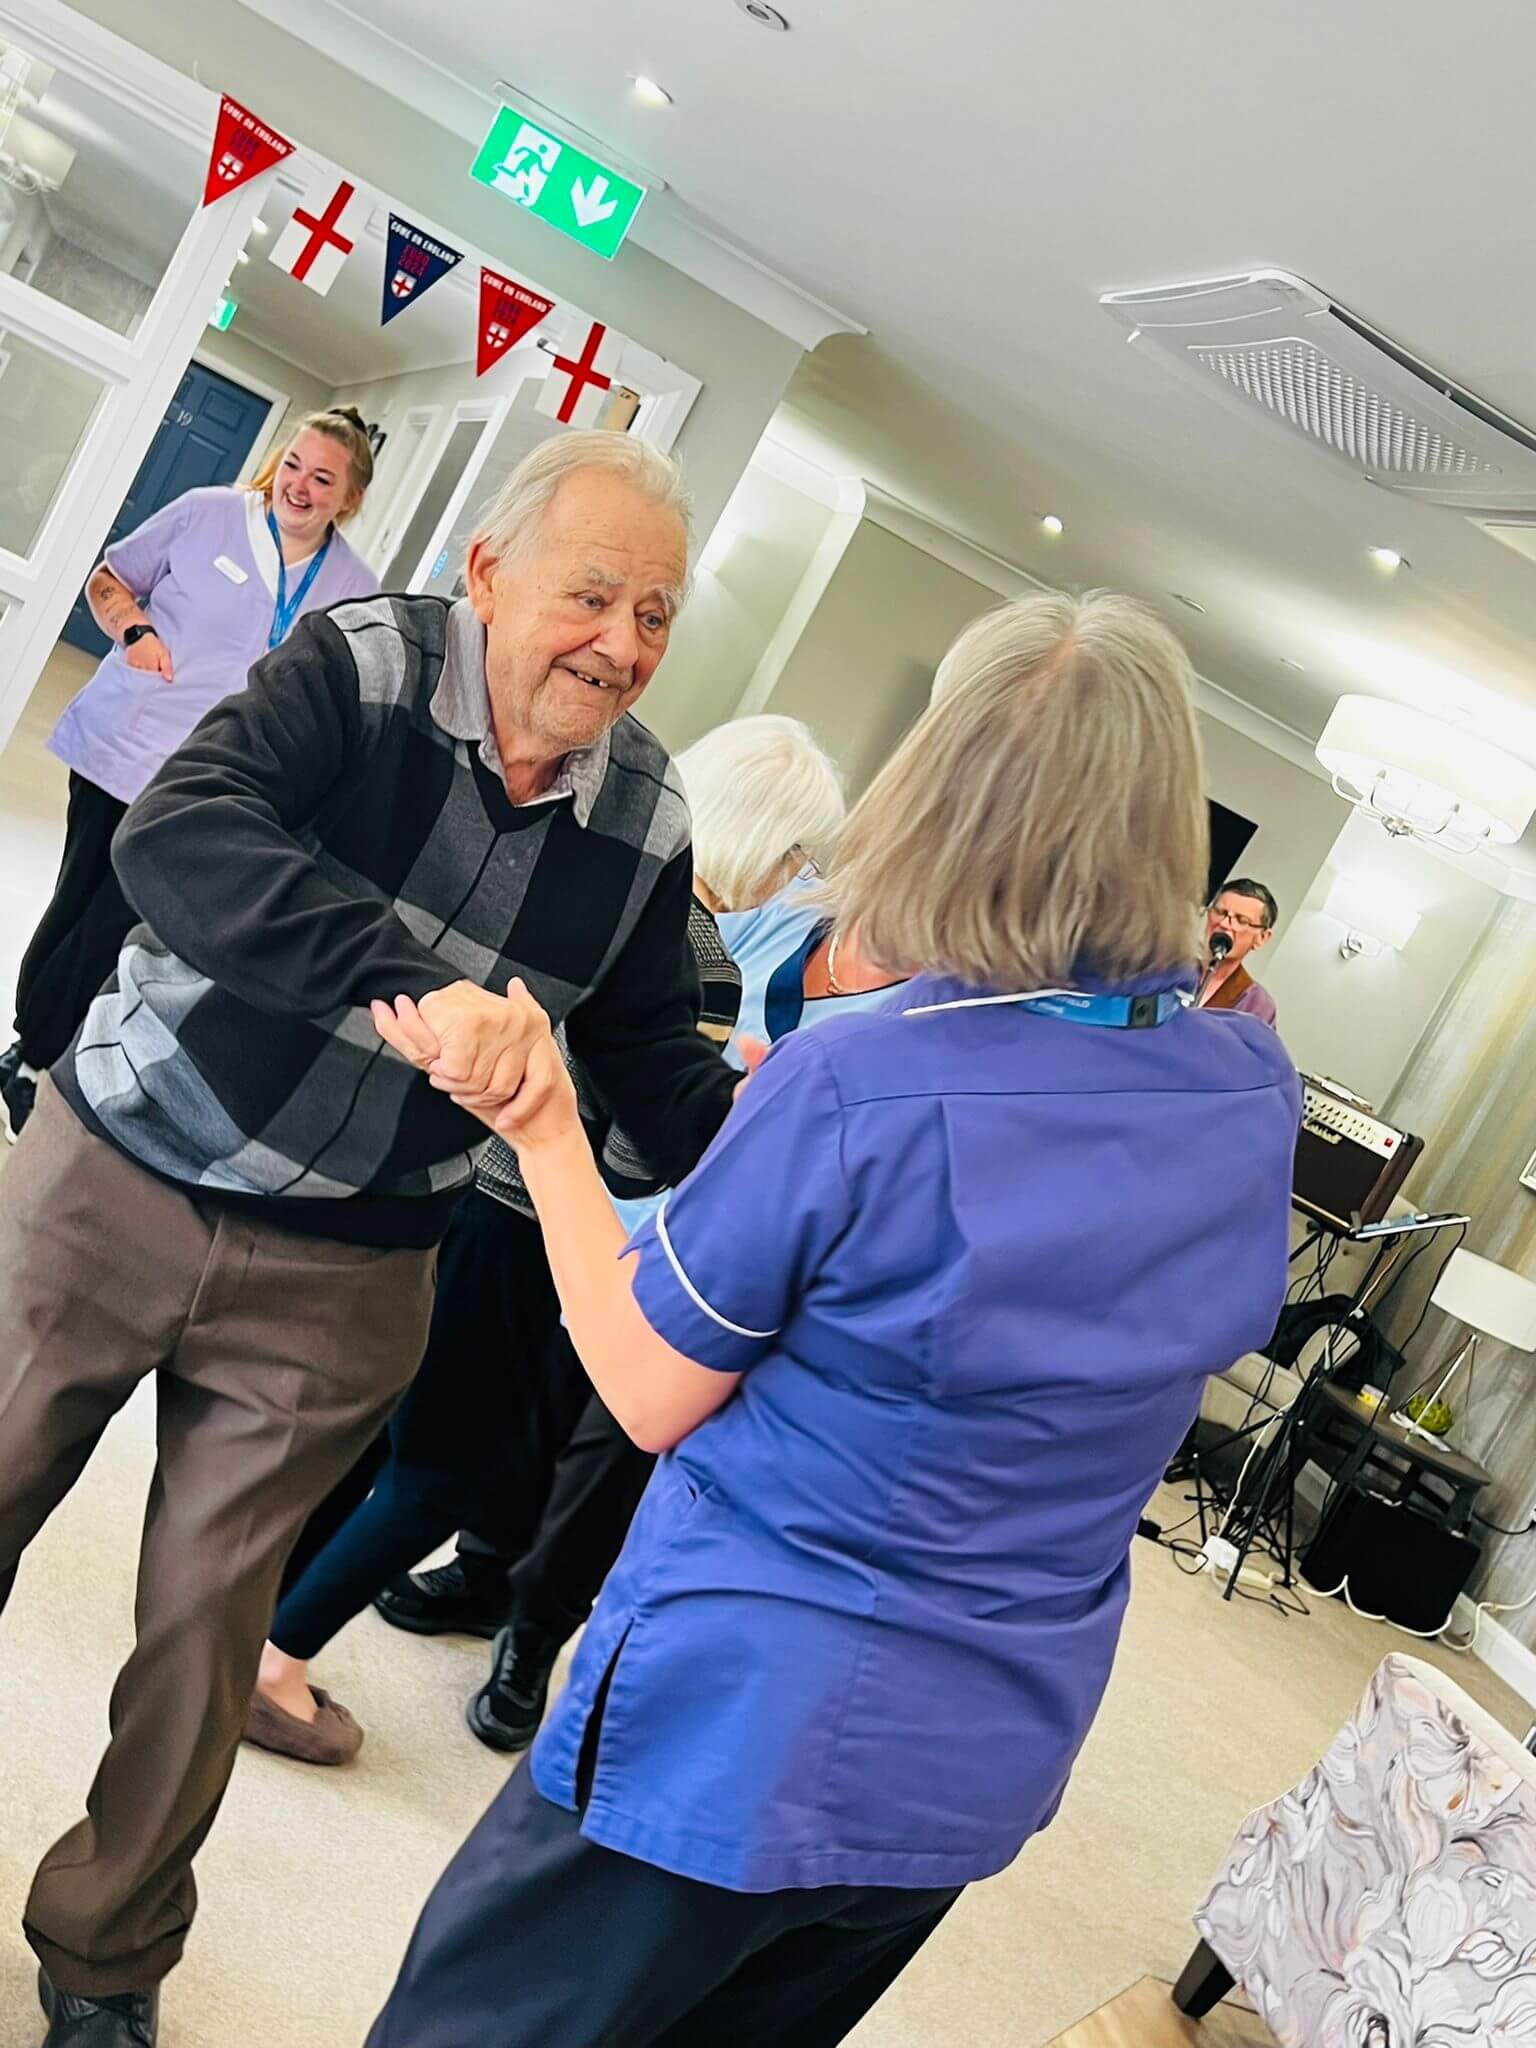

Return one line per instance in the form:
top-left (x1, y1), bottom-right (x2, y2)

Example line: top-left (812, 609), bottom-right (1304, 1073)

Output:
top-left (1197, 878), bottom-right (1280, 1026)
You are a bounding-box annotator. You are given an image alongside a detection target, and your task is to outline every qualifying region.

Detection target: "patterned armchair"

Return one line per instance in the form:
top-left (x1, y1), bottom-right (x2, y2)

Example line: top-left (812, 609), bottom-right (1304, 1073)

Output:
top-left (1175, 1653), bottom-right (1536, 2045)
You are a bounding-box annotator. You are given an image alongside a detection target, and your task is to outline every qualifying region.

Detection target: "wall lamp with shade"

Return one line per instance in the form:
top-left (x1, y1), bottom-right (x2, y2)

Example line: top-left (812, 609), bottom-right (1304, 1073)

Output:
top-left (1322, 875), bottom-right (1421, 960)
top-left (1315, 695), bottom-right (1536, 855)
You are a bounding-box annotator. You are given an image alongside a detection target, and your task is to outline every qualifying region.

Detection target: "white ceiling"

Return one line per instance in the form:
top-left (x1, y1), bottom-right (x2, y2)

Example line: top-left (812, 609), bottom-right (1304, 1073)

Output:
top-left (276, 0), bottom-right (1536, 864)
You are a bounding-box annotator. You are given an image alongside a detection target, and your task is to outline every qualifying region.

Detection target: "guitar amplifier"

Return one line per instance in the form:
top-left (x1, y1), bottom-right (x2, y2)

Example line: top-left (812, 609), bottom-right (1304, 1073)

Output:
top-left (1293, 1075), bottom-right (1423, 1232)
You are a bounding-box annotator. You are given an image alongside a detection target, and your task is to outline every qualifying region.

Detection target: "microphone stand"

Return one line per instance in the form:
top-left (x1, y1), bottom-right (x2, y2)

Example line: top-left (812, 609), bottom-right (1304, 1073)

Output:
top-left (1196, 934), bottom-right (1233, 1006)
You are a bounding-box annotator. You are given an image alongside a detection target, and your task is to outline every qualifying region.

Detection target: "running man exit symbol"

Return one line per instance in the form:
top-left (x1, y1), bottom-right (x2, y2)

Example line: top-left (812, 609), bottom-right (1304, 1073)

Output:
top-left (470, 102), bottom-right (646, 260)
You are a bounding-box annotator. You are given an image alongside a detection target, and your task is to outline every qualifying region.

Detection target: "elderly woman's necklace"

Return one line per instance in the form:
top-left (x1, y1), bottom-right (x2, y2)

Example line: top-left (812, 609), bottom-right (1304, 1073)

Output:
top-left (826, 932), bottom-right (851, 995)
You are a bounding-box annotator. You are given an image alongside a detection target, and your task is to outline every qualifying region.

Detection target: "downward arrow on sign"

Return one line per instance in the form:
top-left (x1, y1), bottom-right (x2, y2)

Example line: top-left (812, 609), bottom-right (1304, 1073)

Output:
top-left (570, 174), bottom-right (619, 228)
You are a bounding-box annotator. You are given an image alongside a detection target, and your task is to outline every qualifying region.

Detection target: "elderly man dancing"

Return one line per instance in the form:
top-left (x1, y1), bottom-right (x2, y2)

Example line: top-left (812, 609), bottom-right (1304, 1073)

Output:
top-left (0, 432), bottom-right (735, 2048)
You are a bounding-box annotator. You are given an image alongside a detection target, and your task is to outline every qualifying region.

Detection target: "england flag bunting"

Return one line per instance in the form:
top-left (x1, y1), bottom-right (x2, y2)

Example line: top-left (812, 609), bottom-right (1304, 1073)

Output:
top-left (381, 215), bottom-right (464, 325)
top-left (477, 267), bottom-right (556, 377)
top-left (268, 172), bottom-right (372, 296)
top-left (201, 95), bottom-right (293, 207)
top-left (536, 320), bottom-right (628, 427)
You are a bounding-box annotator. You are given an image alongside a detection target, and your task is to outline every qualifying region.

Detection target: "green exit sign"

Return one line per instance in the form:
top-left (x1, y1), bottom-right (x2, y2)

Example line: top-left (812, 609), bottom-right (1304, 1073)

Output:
top-left (209, 294), bottom-right (239, 332)
top-left (470, 103), bottom-right (646, 261)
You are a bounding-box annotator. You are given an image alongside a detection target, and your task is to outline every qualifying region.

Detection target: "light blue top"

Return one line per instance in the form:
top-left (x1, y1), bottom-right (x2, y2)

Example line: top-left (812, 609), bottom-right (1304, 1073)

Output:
top-left (713, 873), bottom-right (825, 1070)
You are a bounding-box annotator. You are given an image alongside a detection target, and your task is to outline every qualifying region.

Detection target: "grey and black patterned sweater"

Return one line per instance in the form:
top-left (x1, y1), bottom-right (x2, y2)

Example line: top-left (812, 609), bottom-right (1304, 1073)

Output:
top-left (57, 595), bottom-right (737, 1246)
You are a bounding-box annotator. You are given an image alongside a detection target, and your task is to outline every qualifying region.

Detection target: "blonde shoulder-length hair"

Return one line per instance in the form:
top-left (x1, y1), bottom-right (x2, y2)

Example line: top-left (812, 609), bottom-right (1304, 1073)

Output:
top-left (829, 591), bottom-right (1209, 988)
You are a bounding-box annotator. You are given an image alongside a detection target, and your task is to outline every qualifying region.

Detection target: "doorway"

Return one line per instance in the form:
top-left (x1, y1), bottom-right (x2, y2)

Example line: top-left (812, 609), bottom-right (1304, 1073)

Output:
top-left (59, 359), bottom-right (274, 656)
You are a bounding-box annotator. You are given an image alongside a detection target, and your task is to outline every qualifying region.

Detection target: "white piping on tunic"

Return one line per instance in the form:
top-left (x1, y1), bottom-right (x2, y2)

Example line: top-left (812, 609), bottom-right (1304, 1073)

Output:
top-left (655, 1199), bottom-right (780, 1341)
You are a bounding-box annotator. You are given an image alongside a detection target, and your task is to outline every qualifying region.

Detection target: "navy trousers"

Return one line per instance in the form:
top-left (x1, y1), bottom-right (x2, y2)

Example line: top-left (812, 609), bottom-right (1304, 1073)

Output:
top-left (366, 1764), bottom-right (960, 2048)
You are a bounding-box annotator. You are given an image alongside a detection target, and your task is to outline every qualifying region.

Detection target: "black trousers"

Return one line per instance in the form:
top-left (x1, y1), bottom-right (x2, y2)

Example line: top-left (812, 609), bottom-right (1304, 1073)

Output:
top-left (13, 771), bottom-right (133, 1069)
top-left (270, 1194), bottom-right (577, 1660)
top-left (366, 1763), bottom-right (960, 2048)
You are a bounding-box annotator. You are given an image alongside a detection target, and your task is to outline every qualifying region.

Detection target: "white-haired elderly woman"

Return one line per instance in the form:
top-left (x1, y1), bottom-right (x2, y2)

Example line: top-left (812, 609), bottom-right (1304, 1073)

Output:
top-left (247, 713), bottom-right (846, 1765)
top-left (366, 593), bottom-right (1301, 2047)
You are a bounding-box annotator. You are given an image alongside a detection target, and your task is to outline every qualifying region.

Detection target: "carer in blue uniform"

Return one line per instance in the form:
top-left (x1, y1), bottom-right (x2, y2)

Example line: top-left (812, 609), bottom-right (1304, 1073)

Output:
top-left (366, 590), bottom-right (1301, 2047)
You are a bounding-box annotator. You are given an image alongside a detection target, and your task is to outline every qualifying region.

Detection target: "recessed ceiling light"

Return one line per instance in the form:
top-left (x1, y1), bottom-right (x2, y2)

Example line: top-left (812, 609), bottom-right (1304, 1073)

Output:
top-left (1368, 546), bottom-right (1406, 572)
top-left (736, 0), bottom-right (791, 27)
top-left (629, 74), bottom-right (673, 107)
top-left (1170, 592), bottom-right (1206, 614)
top-left (1280, 658), bottom-right (1306, 672)
top-left (250, 220), bottom-right (269, 237)
top-left (1040, 514), bottom-right (1064, 536)
top-left (236, 250), bottom-right (249, 264)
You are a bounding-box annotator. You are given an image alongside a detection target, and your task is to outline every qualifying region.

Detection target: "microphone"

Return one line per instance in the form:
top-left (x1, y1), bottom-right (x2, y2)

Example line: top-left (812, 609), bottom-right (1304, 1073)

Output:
top-left (1197, 927), bottom-right (1232, 1005)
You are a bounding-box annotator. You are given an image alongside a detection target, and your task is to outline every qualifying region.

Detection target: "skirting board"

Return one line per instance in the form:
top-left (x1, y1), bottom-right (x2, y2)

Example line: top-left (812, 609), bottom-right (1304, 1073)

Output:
top-left (1286, 1466), bottom-right (1536, 1715)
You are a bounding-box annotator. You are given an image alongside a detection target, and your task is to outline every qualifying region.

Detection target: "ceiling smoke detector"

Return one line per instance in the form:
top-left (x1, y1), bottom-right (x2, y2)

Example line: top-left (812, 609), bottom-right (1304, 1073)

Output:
top-left (1101, 269), bottom-right (1536, 517)
top-left (736, 0), bottom-right (791, 27)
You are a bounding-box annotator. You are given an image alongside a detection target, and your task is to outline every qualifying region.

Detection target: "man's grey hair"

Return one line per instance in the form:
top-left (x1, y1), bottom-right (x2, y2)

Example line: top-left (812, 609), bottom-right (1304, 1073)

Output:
top-left (470, 431), bottom-right (694, 614)
top-left (677, 715), bottom-right (847, 912)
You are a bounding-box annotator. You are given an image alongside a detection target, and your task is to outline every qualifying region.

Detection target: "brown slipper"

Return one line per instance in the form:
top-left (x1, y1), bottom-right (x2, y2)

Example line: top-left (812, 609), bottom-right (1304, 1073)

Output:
top-left (243, 1684), bottom-right (364, 1765)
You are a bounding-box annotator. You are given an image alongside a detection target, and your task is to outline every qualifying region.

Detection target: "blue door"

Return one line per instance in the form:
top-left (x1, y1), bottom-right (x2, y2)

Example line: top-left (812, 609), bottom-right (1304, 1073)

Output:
top-left (60, 362), bottom-right (273, 658)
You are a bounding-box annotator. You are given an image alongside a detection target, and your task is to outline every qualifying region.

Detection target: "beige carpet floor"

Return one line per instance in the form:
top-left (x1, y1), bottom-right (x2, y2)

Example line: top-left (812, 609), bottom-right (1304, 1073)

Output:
top-left (1, 650), bottom-right (1532, 2045)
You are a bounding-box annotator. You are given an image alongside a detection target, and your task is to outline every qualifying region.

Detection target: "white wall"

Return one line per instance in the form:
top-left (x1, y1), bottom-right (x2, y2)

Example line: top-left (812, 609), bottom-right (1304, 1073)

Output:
top-left (762, 520), bottom-right (994, 793)
top-left (1195, 716), bottom-right (1346, 948)
top-left (1260, 810), bottom-right (1500, 1102)
top-left (652, 464), bottom-right (835, 751)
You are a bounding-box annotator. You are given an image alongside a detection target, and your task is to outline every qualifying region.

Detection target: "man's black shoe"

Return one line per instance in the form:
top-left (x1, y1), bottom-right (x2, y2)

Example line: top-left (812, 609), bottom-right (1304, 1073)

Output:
top-left (465, 1619), bottom-right (560, 1753)
top-left (39, 1968), bottom-right (158, 2046)
top-left (372, 1558), bottom-right (506, 1639)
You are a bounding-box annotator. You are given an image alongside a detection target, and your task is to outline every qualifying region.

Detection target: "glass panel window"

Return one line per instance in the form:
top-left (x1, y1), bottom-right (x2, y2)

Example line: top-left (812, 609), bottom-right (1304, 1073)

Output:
top-left (0, 329), bottom-right (103, 555)
top-left (0, 33), bottom-right (204, 339)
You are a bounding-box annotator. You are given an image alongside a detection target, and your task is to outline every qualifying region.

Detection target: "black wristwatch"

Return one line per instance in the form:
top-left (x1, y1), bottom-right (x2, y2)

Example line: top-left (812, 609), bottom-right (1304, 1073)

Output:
top-left (122, 623), bottom-right (159, 648)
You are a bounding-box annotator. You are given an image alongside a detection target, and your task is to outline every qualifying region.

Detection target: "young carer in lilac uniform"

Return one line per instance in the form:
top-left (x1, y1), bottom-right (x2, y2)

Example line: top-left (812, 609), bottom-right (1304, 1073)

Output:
top-left (367, 592), bottom-right (1301, 2048)
top-left (0, 408), bottom-right (379, 1135)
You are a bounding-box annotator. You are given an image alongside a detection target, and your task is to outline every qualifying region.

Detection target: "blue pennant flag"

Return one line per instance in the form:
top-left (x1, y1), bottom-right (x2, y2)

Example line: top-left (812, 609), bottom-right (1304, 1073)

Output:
top-left (381, 214), bottom-right (463, 325)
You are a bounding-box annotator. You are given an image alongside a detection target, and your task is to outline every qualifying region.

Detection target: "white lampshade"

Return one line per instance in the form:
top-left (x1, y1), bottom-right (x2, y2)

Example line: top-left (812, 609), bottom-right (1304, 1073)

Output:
top-left (1316, 695), bottom-right (1536, 848)
top-left (1432, 1250), bottom-right (1536, 1351)
top-left (1322, 875), bottom-right (1420, 952)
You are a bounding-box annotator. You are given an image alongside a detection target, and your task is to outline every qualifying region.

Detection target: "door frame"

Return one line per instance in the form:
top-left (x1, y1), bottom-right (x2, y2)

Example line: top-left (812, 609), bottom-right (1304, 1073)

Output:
top-left (362, 402), bottom-right (444, 572)
top-left (389, 396), bottom-right (511, 591)
top-left (191, 348), bottom-right (292, 483)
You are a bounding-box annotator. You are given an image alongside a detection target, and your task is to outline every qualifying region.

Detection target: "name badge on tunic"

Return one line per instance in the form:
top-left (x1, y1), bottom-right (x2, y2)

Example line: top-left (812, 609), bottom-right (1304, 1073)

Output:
top-left (214, 555), bottom-right (249, 585)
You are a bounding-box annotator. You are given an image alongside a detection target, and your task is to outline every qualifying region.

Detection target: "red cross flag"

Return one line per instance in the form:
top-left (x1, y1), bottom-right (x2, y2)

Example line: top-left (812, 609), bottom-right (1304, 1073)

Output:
top-left (537, 321), bottom-right (628, 427)
top-left (268, 173), bottom-right (370, 295)
top-left (201, 95), bottom-right (293, 207)
top-left (477, 267), bottom-right (556, 377)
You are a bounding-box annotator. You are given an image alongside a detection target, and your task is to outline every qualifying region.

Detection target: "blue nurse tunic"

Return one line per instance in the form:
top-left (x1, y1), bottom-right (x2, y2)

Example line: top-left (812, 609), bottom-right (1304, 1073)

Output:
top-left (531, 967), bottom-right (1300, 1893)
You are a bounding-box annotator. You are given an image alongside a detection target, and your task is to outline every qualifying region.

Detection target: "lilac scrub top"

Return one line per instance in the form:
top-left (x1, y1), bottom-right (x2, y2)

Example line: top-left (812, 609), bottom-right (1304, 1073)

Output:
top-left (531, 969), bottom-right (1301, 1893)
top-left (48, 485), bottom-right (379, 805)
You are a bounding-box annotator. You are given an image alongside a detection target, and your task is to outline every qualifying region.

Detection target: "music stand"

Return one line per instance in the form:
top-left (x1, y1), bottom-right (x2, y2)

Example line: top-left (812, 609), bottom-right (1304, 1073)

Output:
top-left (1218, 1210), bottom-right (1471, 1601)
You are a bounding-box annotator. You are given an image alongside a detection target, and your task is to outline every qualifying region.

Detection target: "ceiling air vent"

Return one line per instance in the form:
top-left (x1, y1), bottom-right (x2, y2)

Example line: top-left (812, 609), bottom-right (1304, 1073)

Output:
top-left (1101, 269), bottom-right (1536, 516)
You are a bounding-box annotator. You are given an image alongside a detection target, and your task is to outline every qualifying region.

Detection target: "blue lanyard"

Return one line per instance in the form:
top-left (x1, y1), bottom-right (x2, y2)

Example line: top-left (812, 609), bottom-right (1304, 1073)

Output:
top-left (266, 510), bottom-right (332, 650)
top-left (906, 987), bottom-right (1186, 1028)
